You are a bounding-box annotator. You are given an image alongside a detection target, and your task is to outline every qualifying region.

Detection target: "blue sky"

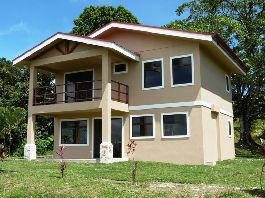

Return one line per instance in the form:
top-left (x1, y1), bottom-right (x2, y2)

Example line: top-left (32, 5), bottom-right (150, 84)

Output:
top-left (0, 0), bottom-right (188, 60)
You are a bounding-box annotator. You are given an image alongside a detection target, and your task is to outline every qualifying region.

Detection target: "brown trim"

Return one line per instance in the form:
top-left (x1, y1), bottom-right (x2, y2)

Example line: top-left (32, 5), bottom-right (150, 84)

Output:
top-left (88, 21), bottom-right (214, 37)
top-left (89, 22), bottom-right (248, 73)
top-left (212, 33), bottom-right (248, 72)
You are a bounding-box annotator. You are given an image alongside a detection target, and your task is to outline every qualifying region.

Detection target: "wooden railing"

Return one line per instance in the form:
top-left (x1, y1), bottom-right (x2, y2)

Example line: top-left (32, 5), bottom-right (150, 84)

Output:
top-left (33, 80), bottom-right (129, 106)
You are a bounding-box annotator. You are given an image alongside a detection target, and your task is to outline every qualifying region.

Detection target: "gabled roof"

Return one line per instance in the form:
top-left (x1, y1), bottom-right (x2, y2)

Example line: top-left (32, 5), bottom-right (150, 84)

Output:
top-left (89, 22), bottom-right (247, 75)
top-left (13, 32), bottom-right (140, 66)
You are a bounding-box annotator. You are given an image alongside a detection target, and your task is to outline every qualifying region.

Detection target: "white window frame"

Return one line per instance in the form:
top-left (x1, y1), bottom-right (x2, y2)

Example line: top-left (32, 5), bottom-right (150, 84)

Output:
top-left (170, 54), bottom-right (194, 87)
top-left (130, 114), bottom-right (155, 139)
top-left (142, 58), bottom-right (164, 90)
top-left (113, 62), bottom-right (128, 74)
top-left (228, 120), bottom-right (232, 138)
top-left (225, 74), bottom-right (230, 93)
top-left (161, 112), bottom-right (190, 139)
top-left (63, 69), bottom-right (95, 103)
top-left (59, 118), bottom-right (89, 146)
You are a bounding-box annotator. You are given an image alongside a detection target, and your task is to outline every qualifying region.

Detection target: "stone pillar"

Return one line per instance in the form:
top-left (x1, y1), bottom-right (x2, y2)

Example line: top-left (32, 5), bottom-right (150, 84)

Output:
top-left (24, 66), bottom-right (37, 160)
top-left (100, 51), bottom-right (113, 163)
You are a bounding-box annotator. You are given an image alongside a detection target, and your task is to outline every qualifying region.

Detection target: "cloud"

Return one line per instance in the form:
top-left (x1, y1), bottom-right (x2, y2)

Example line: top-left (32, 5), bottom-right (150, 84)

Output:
top-left (0, 21), bottom-right (30, 36)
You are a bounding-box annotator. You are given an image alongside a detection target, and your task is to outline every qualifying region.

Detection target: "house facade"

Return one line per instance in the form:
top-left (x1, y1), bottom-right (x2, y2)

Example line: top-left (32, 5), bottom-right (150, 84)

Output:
top-left (13, 22), bottom-right (247, 165)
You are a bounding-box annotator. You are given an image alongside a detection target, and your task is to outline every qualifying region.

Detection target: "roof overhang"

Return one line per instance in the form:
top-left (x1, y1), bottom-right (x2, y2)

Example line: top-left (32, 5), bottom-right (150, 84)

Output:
top-left (13, 32), bottom-right (140, 67)
top-left (89, 22), bottom-right (247, 75)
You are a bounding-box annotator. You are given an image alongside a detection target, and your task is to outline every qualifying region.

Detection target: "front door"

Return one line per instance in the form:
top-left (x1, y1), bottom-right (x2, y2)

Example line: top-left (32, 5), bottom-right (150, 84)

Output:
top-left (65, 70), bottom-right (93, 102)
top-left (93, 118), bottom-right (123, 158)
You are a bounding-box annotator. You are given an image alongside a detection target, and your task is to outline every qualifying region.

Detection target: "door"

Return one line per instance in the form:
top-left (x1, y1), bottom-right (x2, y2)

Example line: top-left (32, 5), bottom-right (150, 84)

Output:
top-left (65, 70), bottom-right (93, 102)
top-left (93, 118), bottom-right (123, 158)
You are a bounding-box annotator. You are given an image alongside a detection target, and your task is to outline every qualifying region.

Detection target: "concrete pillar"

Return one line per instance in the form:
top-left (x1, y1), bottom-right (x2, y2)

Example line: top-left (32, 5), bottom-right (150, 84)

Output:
top-left (24, 66), bottom-right (37, 160)
top-left (100, 51), bottom-right (113, 163)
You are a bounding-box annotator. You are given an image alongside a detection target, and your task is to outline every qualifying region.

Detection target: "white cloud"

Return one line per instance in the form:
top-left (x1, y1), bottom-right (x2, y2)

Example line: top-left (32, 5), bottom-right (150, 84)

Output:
top-left (0, 21), bottom-right (30, 36)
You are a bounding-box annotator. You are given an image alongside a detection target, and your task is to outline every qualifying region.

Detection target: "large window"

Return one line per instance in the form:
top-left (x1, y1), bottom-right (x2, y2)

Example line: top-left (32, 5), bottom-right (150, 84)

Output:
top-left (161, 112), bottom-right (189, 138)
top-left (142, 59), bottom-right (164, 90)
top-left (130, 115), bottom-right (155, 139)
top-left (170, 54), bottom-right (194, 87)
top-left (60, 119), bottom-right (88, 145)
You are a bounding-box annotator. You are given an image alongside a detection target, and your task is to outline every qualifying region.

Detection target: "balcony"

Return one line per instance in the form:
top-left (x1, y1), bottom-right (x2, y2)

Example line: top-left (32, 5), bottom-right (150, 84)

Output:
top-left (33, 80), bottom-right (129, 106)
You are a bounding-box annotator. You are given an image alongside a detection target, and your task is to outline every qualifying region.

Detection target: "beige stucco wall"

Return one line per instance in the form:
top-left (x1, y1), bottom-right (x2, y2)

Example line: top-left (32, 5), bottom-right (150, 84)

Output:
top-left (200, 46), bottom-right (235, 163)
top-left (125, 106), bottom-right (204, 165)
top-left (102, 31), bottom-right (202, 105)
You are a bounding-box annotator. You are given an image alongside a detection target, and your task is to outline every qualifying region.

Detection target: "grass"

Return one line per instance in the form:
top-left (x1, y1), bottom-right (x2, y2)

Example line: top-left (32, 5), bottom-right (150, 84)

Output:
top-left (0, 159), bottom-right (265, 197)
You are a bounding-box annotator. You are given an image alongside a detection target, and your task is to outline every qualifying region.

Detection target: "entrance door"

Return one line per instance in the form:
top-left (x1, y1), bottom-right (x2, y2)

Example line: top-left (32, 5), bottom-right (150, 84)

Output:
top-left (93, 118), bottom-right (123, 158)
top-left (65, 70), bottom-right (93, 102)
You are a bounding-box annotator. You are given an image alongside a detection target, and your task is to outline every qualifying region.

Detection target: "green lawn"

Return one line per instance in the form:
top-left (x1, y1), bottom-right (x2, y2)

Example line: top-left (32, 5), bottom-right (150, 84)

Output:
top-left (1, 159), bottom-right (265, 197)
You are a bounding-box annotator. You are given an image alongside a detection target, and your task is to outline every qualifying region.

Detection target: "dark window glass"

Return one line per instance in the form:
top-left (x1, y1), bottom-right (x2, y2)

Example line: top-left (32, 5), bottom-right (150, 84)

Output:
top-left (114, 63), bottom-right (127, 73)
top-left (65, 71), bottom-right (93, 103)
top-left (61, 120), bottom-right (87, 144)
top-left (143, 60), bottom-right (162, 88)
top-left (226, 75), bottom-right (230, 91)
top-left (228, 121), bottom-right (232, 136)
top-left (163, 114), bottom-right (187, 136)
top-left (172, 56), bottom-right (192, 85)
top-left (132, 116), bottom-right (153, 137)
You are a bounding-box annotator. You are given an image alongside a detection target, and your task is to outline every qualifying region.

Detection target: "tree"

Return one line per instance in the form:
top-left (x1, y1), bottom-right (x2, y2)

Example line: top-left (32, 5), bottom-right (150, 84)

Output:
top-left (166, 0), bottom-right (265, 146)
top-left (0, 106), bottom-right (26, 155)
top-left (72, 5), bottom-right (139, 36)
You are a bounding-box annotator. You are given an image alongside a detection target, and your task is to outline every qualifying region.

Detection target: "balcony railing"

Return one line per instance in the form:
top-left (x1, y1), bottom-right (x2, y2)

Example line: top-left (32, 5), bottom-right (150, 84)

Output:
top-left (33, 80), bottom-right (129, 106)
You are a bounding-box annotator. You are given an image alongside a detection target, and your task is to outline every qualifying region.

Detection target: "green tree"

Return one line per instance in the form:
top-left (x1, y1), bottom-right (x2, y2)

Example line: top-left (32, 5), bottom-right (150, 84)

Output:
top-left (72, 5), bottom-right (139, 36)
top-left (0, 106), bottom-right (26, 154)
top-left (166, 0), bottom-right (265, 146)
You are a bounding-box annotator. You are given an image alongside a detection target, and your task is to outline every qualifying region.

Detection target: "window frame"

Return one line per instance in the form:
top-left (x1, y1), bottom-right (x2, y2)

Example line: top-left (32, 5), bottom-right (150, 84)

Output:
top-left (142, 58), bottom-right (164, 90)
top-left (161, 112), bottom-right (190, 139)
top-left (170, 54), bottom-right (194, 87)
top-left (130, 114), bottom-right (155, 139)
top-left (59, 118), bottom-right (89, 146)
top-left (225, 74), bottom-right (230, 93)
top-left (63, 69), bottom-right (95, 103)
top-left (228, 120), bottom-right (232, 138)
top-left (113, 62), bottom-right (128, 74)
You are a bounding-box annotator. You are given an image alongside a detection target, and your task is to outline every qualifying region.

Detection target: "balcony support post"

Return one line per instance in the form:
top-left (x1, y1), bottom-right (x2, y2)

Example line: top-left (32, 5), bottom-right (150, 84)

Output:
top-left (100, 51), bottom-right (113, 163)
top-left (24, 65), bottom-right (37, 160)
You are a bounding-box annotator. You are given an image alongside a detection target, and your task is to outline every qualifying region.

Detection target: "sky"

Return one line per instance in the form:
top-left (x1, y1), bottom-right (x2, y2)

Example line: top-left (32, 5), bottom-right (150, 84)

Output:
top-left (0, 0), bottom-right (188, 60)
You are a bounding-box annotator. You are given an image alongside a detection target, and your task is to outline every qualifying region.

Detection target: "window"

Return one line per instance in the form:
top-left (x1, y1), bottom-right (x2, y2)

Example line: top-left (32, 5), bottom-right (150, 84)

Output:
top-left (142, 59), bottom-right (164, 90)
top-left (113, 63), bottom-right (128, 74)
top-left (228, 120), bottom-right (232, 137)
top-left (60, 119), bottom-right (88, 145)
top-left (170, 54), bottom-right (194, 86)
top-left (225, 75), bottom-right (230, 92)
top-left (161, 112), bottom-right (189, 138)
top-left (130, 115), bottom-right (155, 139)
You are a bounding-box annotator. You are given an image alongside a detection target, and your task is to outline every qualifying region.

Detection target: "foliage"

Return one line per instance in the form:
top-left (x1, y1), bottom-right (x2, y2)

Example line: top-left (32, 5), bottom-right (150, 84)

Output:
top-left (165, 0), bottom-right (265, 146)
top-left (55, 146), bottom-right (66, 178)
top-left (72, 5), bottom-right (139, 36)
top-left (126, 140), bottom-right (137, 185)
top-left (0, 144), bottom-right (7, 161)
top-left (0, 106), bottom-right (26, 141)
top-left (0, 159), bottom-right (263, 197)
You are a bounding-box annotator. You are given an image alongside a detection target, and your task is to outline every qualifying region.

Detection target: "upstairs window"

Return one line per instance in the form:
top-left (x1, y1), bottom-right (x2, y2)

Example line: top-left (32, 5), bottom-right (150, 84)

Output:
top-left (130, 115), bottom-right (155, 139)
top-left (225, 75), bottom-right (230, 92)
top-left (142, 59), bottom-right (164, 90)
top-left (170, 54), bottom-right (194, 87)
top-left (113, 63), bottom-right (128, 74)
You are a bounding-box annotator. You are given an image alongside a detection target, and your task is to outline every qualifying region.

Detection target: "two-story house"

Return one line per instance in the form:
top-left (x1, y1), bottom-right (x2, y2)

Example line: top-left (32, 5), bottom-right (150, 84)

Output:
top-left (13, 22), bottom-right (247, 165)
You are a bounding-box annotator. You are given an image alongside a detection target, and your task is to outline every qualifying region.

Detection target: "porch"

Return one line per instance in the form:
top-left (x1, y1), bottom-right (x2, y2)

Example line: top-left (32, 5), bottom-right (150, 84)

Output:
top-left (13, 33), bottom-right (140, 163)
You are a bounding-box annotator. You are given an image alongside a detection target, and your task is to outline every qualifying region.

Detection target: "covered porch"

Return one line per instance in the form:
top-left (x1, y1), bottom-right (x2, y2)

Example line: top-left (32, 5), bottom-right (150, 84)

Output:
top-left (13, 33), bottom-right (139, 163)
